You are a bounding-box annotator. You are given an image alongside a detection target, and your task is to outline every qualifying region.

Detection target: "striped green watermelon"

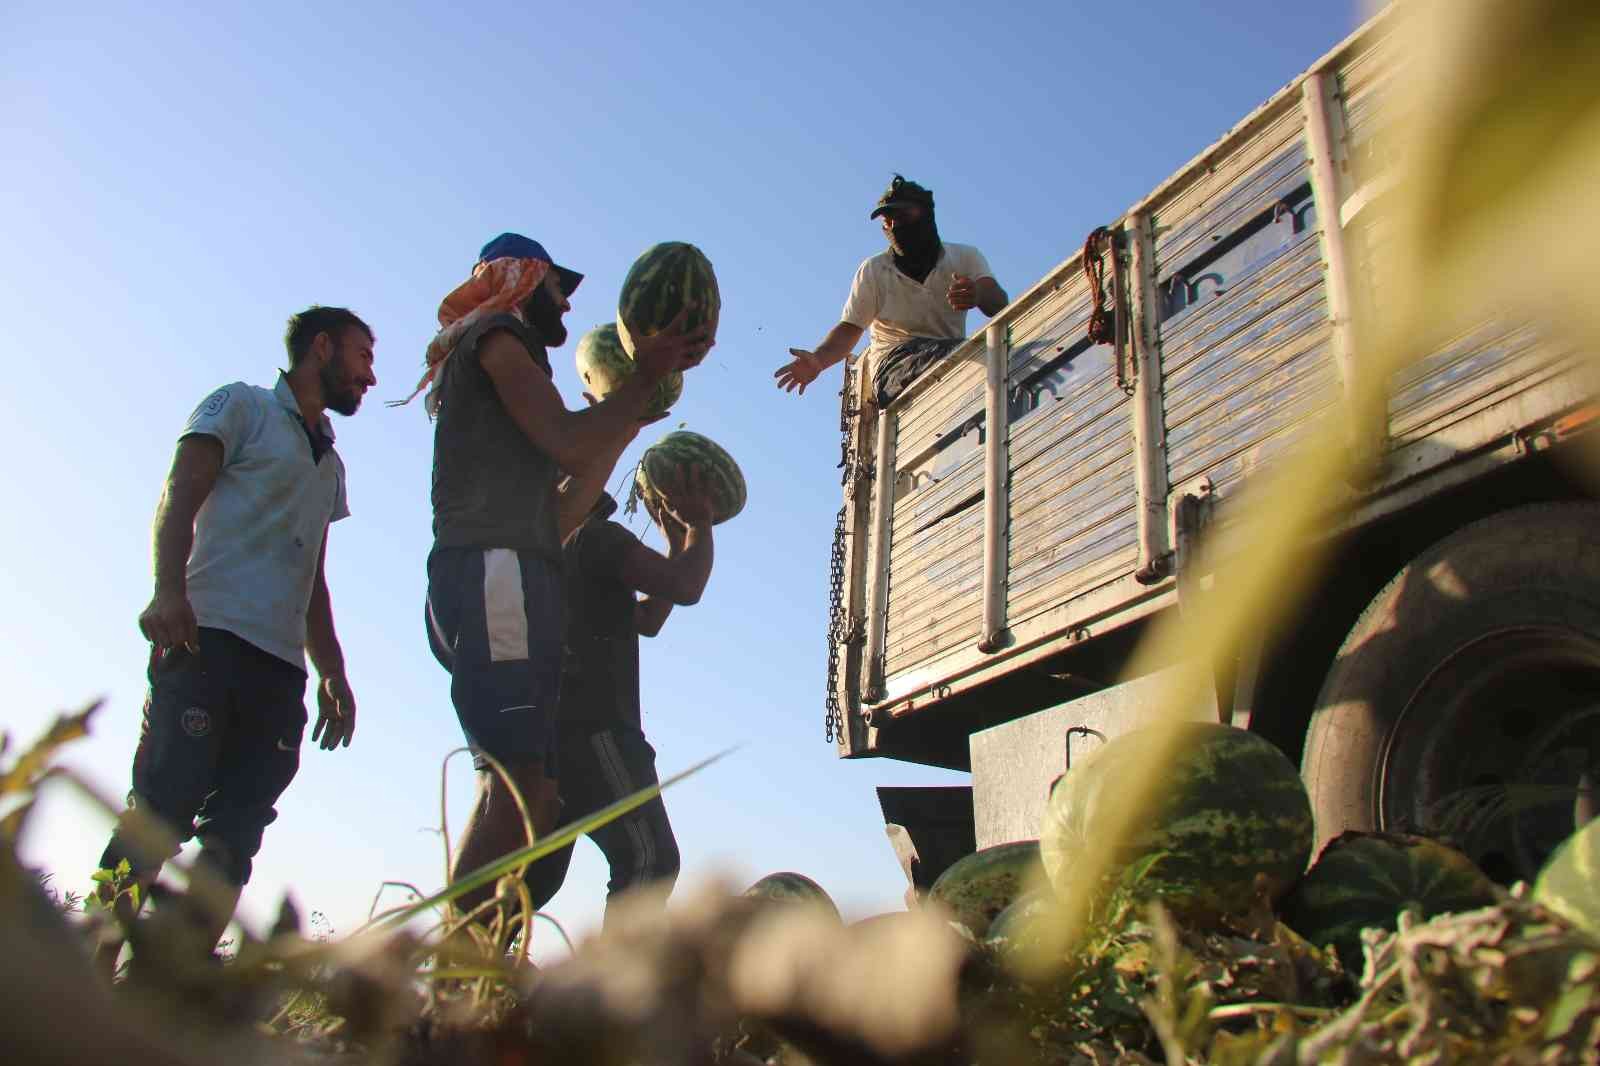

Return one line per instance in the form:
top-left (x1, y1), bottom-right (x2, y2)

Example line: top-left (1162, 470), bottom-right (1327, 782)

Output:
top-left (1040, 723), bottom-right (1313, 925)
top-left (616, 242), bottom-right (721, 358)
top-left (575, 322), bottom-right (683, 417)
top-left (928, 841), bottom-right (1043, 939)
top-left (744, 871), bottom-right (840, 921)
top-left (632, 430), bottom-right (746, 525)
top-left (1282, 831), bottom-right (1499, 971)
top-left (982, 891), bottom-right (1053, 963)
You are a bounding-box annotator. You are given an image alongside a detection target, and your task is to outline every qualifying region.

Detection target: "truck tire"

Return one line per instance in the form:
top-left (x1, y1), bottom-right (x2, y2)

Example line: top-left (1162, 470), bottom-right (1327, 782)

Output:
top-left (1302, 501), bottom-right (1600, 883)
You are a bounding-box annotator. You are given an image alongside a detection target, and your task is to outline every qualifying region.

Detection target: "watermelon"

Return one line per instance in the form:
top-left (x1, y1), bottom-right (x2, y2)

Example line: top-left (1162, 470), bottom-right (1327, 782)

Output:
top-left (981, 892), bottom-right (1053, 964)
top-left (1282, 831), bottom-right (1500, 971)
top-left (616, 242), bottom-right (721, 358)
top-left (1040, 723), bottom-right (1313, 925)
top-left (632, 430), bottom-right (747, 525)
top-left (1534, 816), bottom-right (1600, 938)
top-left (575, 322), bottom-right (683, 417)
top-left (744, 871), bottom-right (840, 921)
top-left (927, 841), bottom-right (1043, 939)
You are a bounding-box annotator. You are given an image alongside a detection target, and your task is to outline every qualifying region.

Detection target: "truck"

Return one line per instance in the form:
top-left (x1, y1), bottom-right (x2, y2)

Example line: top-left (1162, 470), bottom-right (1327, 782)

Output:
top-left (828, 7), bottom-right (1600, 896)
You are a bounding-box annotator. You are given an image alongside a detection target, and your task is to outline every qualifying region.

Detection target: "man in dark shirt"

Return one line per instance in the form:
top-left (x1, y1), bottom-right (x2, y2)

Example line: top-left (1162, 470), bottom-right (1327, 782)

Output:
top-left (523, 467), bottom-right (717, 926)
top-left (411, 233), bottom-right (711, 920)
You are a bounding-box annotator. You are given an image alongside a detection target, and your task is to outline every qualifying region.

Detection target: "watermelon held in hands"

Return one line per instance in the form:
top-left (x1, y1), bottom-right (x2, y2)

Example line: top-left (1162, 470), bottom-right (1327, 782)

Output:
top-left (616, 242), bottom-right (721, 358)
top-left (1282, 831), bottom-right (1500, 972)
top-left (1040, 722), bottom-right (1314, 926)
top-left (744, 871), bottom-right (840, 921)
top-left (632, 430), bottom-right (747, 525)
top-left (575, 322), bottom-right (683, 418)
top-left (927, 840), bottom-right (1044, 939)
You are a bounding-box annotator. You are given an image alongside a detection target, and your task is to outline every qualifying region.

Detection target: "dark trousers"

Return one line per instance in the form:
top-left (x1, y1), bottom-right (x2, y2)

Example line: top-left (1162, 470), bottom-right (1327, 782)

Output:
top-left (99, 628), bottom-right (307, 886)
top-left (523, 725), bottom-right (680, 917)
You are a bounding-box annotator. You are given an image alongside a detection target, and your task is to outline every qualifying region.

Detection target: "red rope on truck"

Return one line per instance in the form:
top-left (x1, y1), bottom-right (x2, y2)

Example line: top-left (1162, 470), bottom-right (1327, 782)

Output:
top-left (1084, 226), bottom-right (1115, 347)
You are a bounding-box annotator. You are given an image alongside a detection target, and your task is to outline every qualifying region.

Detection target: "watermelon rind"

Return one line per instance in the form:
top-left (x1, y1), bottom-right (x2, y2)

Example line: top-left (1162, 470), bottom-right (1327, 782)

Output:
top-left (575, 322), bottom-right (683, 418)
top-left (1281, 830), bottom-right (1500, 971)
top-left (632, 430), bottom-right (747, 525)
top-left (1533, 817), bottom-right (1600, 939)
top-left (1040, 723), bottom-right (1314, 925)
top-left (744, 871), bottom-right (840, 921)
top-left (928, 841), bottom-right (1043, 940)
top-left (616, 242), bottom-right (721, 358)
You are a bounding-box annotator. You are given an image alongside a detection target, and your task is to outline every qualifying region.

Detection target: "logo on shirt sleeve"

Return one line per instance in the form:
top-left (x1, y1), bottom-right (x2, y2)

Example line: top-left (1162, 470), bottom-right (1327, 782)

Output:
top-left (201, 388), bottom-right (231, 417)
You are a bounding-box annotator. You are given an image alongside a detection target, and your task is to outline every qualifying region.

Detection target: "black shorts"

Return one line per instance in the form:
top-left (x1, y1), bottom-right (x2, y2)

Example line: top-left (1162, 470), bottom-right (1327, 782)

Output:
top-left (99, 627), bottom-right (307, 886)
top-left (426, 546), bottom-right (563, 772)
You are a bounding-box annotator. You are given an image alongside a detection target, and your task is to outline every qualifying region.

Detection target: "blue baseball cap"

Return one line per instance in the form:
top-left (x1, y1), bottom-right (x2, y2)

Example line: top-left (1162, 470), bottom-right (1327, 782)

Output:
top-left (478, 232), bottom-right (584, 295)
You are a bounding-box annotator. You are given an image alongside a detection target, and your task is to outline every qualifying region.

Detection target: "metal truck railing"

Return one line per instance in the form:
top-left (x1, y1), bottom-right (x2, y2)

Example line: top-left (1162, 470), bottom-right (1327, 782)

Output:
top-left (830, 7), bottom-right (1595, 758)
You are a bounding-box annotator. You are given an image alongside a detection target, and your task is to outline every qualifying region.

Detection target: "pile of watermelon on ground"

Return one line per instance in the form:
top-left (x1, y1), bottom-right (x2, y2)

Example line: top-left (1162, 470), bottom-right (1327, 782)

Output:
top-left (869, 721), bottom-right (1600, 1065)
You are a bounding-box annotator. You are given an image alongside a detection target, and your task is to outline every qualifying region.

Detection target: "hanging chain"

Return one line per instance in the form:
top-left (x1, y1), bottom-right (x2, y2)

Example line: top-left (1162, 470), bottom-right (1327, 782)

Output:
top-left (824, 502), bottom-right (848, 744)
top-left (824, 367), bottom-right (860, 744)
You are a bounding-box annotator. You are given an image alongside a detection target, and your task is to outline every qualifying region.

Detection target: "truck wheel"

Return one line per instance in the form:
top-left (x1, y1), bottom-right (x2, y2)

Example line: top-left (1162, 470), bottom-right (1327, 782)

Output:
top-left (1302, 501), bottom-right (1600, 883)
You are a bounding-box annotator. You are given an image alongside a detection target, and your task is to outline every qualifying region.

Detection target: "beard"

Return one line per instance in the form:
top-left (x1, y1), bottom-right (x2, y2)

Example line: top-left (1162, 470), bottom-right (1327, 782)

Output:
top-left (525, 286), bottom-right (569, 347)
top-left (320, 357), bottom-right (364, 416)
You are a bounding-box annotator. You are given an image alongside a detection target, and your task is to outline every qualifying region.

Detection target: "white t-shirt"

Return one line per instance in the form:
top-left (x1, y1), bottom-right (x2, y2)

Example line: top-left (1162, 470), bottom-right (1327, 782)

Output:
top-left (180, 375), bottom-right (349, 670)
top-left (840, 242), bottom-right (994, 376)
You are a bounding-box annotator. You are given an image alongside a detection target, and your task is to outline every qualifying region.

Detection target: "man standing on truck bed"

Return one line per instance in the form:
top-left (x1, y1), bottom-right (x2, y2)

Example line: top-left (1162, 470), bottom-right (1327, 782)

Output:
top-left (94, 306), bottom-right (378, 976)
top-left (521, 462), bottom-right (719, 926)
top-left (412, 233), bottom-right (710, 925)
top-left (775, 174), bottom-right (1008, 405)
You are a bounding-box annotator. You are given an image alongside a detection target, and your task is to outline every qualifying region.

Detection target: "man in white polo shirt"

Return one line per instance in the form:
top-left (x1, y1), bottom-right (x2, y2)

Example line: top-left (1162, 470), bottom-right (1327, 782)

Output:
top-left (775, 174), bottom-right (1008, 405)
top-left (94, 306), bottom-right (377, 975)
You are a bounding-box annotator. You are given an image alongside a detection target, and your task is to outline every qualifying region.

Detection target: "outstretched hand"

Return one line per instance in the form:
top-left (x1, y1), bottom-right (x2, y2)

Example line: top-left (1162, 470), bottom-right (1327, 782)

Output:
top-left (629, 308), bottom-right (716, 379)
top-left (775, 348), bottom-right (823, 394)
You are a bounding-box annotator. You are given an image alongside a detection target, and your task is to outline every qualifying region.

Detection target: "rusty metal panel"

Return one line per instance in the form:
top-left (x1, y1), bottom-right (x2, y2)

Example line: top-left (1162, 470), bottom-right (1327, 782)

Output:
top-left (883, 388), bottom-right (987, 679)
top-left (1158, 194), bottom-right (1337, 495)
top-left (1008, 401), bottom-right (1138, 625)
top-left (1152, 102), bottom-right (1306, 247)
top-left (1389, 320), bottom-right (1568, 448)
top-left (1003, 264), bottom-right (1140, 630)
top-left (1334, 49), bottom-right (1579, 466)
top-left (1335, 26), bottom-right (1396, 151)
top-left (882, 499), bottom-right (984, 675)
top-left (893, 347), bottom-right (987, 468)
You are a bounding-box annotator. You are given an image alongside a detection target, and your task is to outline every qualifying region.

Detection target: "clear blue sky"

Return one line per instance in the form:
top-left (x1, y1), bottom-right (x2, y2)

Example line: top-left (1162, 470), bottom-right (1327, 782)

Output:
top-left (4, 1), bottom-right (1364, 954)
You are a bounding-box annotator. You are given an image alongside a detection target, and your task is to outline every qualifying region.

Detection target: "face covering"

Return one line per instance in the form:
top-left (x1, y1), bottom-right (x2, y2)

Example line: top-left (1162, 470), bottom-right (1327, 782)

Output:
top-left (889, 214), bottom-right (942, 282)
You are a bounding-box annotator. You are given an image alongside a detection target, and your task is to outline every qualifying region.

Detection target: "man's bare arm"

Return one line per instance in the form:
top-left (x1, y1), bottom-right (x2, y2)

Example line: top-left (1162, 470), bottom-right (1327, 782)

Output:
top-left (775, 321), bottom-right (865, 395)
top-left (480, 334), bottom-right (662, 476)
top-left (617, 522), bottom-right (713, 607)
top-left (305, 533), bottom-right (344, 681)
top-left (138, 436), bottom-right (223, 651)
top-left (306, 532), bottom-right (357, 749)
top-left (556, 430), bottom-right (635, 543)
top-left (975, 276), bottom-right (1009, 316)
top-left (635, 594), bottom-right (675, 638)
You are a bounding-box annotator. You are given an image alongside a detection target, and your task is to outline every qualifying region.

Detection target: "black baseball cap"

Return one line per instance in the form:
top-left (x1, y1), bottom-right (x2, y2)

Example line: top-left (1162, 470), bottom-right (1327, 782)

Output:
top-left (870, 174), bottom-right (935, 220)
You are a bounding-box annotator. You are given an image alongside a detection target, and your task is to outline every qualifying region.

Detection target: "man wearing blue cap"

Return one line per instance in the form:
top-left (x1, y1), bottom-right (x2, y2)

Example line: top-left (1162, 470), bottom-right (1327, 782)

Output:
top-left (407, 233), bottom-right (711, 923)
